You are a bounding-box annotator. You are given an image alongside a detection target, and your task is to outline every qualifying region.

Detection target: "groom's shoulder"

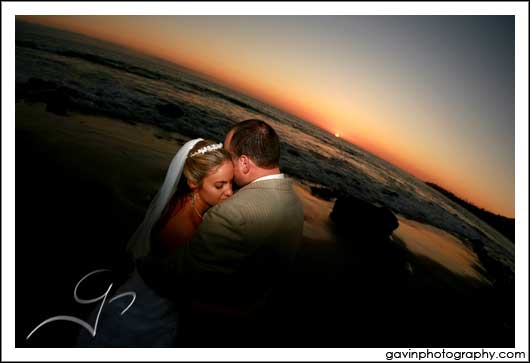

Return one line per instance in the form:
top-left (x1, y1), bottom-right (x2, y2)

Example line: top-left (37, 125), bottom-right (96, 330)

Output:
top-left (203, 191), bottom-right (249, 226)
top-left (210, 179), bottom-right (300, 217)
top-left (204, 182), bottom-right (274, 222)
top-left (208, 186), bottom-right (258, 215)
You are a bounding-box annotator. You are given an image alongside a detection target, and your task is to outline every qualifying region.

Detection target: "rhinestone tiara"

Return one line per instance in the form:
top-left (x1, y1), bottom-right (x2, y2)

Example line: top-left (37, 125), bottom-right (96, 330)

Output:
top-left (189, 142), bottom-right (223, 158)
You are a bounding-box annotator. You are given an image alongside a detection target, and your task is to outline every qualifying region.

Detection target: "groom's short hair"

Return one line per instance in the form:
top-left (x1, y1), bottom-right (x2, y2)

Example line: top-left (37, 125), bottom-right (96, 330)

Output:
top-left (229, 119), bottom-right (280, 168)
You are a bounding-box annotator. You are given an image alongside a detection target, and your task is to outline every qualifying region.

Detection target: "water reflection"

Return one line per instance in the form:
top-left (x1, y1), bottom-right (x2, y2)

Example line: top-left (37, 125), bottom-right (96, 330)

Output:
top-left (292, 182), bottom-right (335, 242)
top-left (393, 216), bottom-right (490, 284)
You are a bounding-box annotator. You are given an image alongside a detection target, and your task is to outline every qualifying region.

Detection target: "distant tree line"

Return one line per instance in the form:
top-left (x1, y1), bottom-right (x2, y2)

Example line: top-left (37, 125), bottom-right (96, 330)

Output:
top-left (425, 182), bottom-right (515, 244)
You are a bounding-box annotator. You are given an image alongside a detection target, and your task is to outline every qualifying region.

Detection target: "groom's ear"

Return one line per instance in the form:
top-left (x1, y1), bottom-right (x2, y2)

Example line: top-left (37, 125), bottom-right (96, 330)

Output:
top-left (239, 155), bottom-right (251, 173)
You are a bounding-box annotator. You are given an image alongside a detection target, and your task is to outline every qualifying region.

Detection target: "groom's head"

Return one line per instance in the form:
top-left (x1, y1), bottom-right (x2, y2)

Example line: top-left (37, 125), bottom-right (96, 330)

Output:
top-left (224, 119), bottom-right (280, 187)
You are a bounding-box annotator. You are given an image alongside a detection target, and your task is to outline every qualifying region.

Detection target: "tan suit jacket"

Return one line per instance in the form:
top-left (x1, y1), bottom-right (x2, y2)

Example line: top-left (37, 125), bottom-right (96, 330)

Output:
top-left (138, 177), bottom-right (304, 308)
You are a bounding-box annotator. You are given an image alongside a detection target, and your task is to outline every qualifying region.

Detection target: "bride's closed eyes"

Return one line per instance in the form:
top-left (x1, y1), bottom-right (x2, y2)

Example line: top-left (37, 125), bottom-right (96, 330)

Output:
top-left (196, 161), bottom-right (234, 206)
top-left (215, 181), bottom-right (232, 189)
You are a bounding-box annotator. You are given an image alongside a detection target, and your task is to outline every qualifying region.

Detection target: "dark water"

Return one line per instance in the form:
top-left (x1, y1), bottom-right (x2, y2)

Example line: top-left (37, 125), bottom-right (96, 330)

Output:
top-left (15, 19), bottom-right (515, 347)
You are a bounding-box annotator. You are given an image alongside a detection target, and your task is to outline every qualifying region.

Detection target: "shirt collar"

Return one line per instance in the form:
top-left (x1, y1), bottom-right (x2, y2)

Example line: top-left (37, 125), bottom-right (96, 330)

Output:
top-left (251, 173), bottom-right (285, 184)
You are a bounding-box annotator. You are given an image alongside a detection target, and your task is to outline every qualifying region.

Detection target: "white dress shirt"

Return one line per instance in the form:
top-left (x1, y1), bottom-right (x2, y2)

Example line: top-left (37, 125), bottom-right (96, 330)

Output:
top-left (251, 173), bottom-right (285, 184)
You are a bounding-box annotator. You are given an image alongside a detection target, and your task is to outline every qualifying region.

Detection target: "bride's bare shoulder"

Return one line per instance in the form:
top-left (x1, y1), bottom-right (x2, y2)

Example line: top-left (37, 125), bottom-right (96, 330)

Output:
top-left (158, 198), bottom-right (199, 251)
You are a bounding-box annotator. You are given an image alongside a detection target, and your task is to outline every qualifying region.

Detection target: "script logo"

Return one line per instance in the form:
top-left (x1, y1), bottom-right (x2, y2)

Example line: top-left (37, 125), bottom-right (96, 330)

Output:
top-left (26, 269), bottom-right (136, 340)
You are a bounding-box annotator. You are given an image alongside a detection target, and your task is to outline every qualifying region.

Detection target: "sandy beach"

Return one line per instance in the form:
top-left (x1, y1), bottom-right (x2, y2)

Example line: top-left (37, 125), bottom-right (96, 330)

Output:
top-left (15, 101), bottom-right (345, 346)
top-left (16, 101), bottom-right (512, 347)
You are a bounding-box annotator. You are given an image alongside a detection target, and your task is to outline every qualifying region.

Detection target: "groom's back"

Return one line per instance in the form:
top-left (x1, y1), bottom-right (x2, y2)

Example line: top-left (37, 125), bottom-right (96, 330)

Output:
top-left (187, 177), bottom-right (304, 307)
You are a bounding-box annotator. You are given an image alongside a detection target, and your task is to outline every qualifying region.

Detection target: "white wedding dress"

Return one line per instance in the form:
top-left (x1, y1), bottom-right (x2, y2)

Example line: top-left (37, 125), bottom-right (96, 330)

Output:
top-left (76, 138), bottom-right (203, 347)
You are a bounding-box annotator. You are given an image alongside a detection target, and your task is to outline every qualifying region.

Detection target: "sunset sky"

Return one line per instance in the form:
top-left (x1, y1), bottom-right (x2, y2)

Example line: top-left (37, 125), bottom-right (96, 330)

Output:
top-left (19, 15), bottom-right (515, 218)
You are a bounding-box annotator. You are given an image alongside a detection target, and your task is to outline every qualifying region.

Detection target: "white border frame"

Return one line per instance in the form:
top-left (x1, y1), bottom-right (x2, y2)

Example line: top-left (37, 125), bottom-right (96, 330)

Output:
top-left (2, 2), bottom-right (528, 361)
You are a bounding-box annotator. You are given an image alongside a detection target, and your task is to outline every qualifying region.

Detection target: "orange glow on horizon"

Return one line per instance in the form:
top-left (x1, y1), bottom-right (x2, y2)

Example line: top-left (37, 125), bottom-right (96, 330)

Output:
top-left (17, 16), bottom-right (513, 218)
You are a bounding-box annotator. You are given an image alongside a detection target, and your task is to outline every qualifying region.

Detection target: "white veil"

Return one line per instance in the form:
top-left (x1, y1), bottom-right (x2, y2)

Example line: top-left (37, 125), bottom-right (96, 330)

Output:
top-left (126, 138), bottom-right (204, 259)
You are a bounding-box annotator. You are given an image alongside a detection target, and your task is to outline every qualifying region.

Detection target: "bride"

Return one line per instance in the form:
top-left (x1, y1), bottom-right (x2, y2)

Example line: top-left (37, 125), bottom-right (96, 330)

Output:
top-left (77, 138), bottom-right (233, 347)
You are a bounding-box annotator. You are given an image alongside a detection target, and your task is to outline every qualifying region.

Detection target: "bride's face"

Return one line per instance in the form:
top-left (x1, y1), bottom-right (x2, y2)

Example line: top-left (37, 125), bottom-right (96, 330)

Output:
top-left (197, 160), bottom-right (234, 206)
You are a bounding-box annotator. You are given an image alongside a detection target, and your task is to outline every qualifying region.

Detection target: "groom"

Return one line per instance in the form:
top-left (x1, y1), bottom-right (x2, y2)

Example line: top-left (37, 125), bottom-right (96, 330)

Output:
top-left (137, 119), bottom-right (304, 342)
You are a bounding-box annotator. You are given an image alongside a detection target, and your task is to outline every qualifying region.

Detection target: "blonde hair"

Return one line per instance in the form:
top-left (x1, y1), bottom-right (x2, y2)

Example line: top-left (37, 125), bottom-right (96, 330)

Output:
top-left (151, 139), bottom-right (231, 252)
top-left (183, 140), bottom-right (232, 187)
